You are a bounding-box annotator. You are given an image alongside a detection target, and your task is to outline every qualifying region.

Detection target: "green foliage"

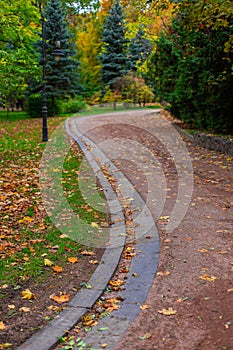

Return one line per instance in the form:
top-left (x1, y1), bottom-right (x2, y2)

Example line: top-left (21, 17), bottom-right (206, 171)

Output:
top-left (25, 93), bottom-right (63, 117)
top-left (61, 97), bottom-right (86, 113)
top-left (42, 0), bottom-right (81, 100)
top-left (112, 72), bottom-right (154, 105)
top-left (99, 0), bottom-right (130, 88)
top-left (0, 0), bottom-right (40, 108)
top-left (75, 17), bottom-right (102, 98)
top-left (127, 26), bottom-right (153, 72)
top-left (151, 7), bottom-right (233, 134)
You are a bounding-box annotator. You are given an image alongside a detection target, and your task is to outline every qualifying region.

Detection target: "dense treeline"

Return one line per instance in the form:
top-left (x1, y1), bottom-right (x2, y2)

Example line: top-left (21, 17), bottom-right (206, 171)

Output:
top-left (150, 0), bottom-right (233, 133)
top-left (0, 0), bottom-right (232, 133)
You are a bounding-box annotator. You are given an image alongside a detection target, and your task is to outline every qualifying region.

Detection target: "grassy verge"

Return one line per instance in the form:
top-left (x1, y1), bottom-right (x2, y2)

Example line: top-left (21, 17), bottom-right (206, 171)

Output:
top-left (0, 109), bottom-right (109, 287)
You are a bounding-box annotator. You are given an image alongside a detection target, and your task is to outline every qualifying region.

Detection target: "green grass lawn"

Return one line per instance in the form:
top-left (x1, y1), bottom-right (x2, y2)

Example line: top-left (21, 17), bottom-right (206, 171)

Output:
top-left (0, 108), bottom-right (112, 286)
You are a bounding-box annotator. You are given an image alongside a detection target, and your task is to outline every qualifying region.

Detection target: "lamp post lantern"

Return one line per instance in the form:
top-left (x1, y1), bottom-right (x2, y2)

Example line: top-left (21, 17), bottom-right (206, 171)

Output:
top-left (41, 17), bottom-right (64, 142)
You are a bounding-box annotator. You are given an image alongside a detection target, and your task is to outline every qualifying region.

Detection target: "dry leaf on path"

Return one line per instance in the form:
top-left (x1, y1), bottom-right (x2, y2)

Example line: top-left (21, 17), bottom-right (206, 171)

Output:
top-left (200, 274), bottom-right (216, 282)
top-left (157, 271), bottom-right (170, 277)
top-left (140, 304), bottom-right (149, 310)
top-left (53, 265), bottom-right (63, 273)
top-left (89, 260), bottom-right (98, 265)
top-left (68, 257), bottom-right (78, 264)
top-left (50, 293), bottom-right (70, 304)
top-left (21, 289), bottom-right (36, 300)
top-left (103, 298), bottom-right (121, 312)
top-left (80, 250), bottom-right (95, 256)
top-left (140, 332), bottom-right (152, 340)
top-left (0, 322), bottom-right (6, 330)
top-left (158, 307), bottom-right (177, 315)
top-left (82, 314), bottom-right (98, 327)
top-left (109, 279), bottom-right (124, 290)
top-left (19, 307), bottom-right (30, 313)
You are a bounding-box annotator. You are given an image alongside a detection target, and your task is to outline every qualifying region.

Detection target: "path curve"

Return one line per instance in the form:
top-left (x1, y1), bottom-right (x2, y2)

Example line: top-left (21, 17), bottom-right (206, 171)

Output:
top-left (18, 110), bottom-right (162, 350)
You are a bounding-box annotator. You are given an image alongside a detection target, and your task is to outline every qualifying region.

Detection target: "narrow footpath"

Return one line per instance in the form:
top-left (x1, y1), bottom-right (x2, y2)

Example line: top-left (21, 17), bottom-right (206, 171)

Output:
top-left (19, 110), bottom-right (233, 350)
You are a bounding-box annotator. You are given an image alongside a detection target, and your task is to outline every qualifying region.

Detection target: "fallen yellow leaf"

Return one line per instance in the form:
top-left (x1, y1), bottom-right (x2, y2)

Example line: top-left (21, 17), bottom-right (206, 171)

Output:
top-left (82, 314), bottom-right (98, 327)
top-left (22, 289), bottom-right (36, 300)
top-left (158, 307), bottom-right (177, 315)
top-left (200, 274), bottom-right (216, 282)
top-left (157, 271), bottom-right (171, 277)
top-left (140, 304), bottom-right (149, 310)
top-left (198, 249), bottom-right (209, 253)
top-left (68, 257), bottom-right (78, 264)
top-left (18, 216), bottom-right (34, 223)
top-left (89, 260), bottom-right (98, 265)
top-left (0, 343), bottom-right (12, 348)
top-left (103, 298), bottom-right (121, 312)
top-left (44, 258), bottom-right (53, 266)
top-left (19, 307), bottom-right (30, 313)
top-left (123, 246), bottom-right (136, 259)
top-left (0, 322), bottom-right (6, 330)
top-left (80, 250), bottom-right (95, 256)
top-left (159, 216), bottom-right (170, 220)
top-left (109, 279), bottom-right (124, 290)
top-left (8, 305), bottom-right (15, 309)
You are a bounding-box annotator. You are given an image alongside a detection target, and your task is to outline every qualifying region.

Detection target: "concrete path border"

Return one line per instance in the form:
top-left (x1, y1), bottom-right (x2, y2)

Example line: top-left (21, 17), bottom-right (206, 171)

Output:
top-left (17, 113), bottom-right (160, 350)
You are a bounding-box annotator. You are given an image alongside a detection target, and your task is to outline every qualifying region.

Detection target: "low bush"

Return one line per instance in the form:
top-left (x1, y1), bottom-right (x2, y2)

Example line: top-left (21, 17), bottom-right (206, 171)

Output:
top-left (61, 97), bottom-right (86, 114)
top-left (25, 94), bottom-right (63, 118)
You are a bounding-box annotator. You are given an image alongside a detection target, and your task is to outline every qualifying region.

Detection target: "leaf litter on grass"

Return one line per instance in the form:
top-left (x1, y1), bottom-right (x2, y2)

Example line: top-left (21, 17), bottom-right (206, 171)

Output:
top-left (0, 115), bottom-right (108, 347)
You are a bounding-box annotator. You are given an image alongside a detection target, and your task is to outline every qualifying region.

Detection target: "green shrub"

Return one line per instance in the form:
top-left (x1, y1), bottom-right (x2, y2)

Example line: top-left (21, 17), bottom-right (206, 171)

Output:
top-left (25, 94), bottom-right (63, 118)
top-left (61, 97), bottom-right (86, 114)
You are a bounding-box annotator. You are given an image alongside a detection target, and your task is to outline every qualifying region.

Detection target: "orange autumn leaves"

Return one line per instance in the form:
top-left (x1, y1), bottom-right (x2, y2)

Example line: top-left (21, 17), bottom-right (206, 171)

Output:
top-left (50, 293), bottom-right (70, 304)
top-left (20, 288), bottom-right (71, 304)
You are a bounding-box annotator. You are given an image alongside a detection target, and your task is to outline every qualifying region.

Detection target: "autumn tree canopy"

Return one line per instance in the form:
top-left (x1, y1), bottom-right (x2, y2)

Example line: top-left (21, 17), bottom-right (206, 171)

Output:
top-left (0, 0), bottom-right (232, 133)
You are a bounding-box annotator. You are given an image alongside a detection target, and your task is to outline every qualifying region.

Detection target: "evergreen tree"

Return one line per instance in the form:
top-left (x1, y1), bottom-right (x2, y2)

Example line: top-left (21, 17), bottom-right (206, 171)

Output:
top-left (99, 0), bottom-right (129, 89)
top-left (43, 0), bottom-right (80, 111)
top-left (128, 26), bottom-right (153, 72)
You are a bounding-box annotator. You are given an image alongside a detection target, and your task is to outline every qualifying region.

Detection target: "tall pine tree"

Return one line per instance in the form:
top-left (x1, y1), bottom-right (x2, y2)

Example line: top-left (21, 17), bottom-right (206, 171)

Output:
top-left (43, 0), bottom-right (80, 110)
top-left (100, 0), bottom-right (129, 89)
top-left (128, 26), bottom-right (153, 73)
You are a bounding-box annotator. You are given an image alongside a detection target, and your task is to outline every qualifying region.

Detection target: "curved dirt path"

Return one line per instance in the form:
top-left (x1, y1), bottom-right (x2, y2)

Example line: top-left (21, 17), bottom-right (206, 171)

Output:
top-left (17, 109), bottom-right (233, 350)
top-left (63, 110), bottom-right (233, 349)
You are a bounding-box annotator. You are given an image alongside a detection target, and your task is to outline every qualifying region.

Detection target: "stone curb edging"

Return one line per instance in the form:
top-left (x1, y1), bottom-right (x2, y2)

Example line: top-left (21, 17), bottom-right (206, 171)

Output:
top-left (173, 123), bottom-right (233, 154)
top-left (17, 121), bottom-right (127, 350)
top-left (68, 117), bottom-right (160, 349)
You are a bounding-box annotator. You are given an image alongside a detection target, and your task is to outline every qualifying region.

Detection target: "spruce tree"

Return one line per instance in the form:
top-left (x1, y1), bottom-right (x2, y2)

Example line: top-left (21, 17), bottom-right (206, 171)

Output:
top-left (43, 0), bottom-right (80, 111)
top-left (100, 0), bottom-right (129, 89)
top-left (128, 26), bottom-right (153, 72)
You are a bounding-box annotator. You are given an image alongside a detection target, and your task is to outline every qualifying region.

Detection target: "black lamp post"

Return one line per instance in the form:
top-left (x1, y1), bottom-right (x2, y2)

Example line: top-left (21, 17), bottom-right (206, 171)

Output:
top-left (41, 16), bottom-right (64, 142)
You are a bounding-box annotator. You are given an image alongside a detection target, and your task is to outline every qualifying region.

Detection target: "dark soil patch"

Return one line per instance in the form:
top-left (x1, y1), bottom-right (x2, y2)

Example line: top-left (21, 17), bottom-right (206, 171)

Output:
top-left (0, 248), bottom-right (104, 349)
